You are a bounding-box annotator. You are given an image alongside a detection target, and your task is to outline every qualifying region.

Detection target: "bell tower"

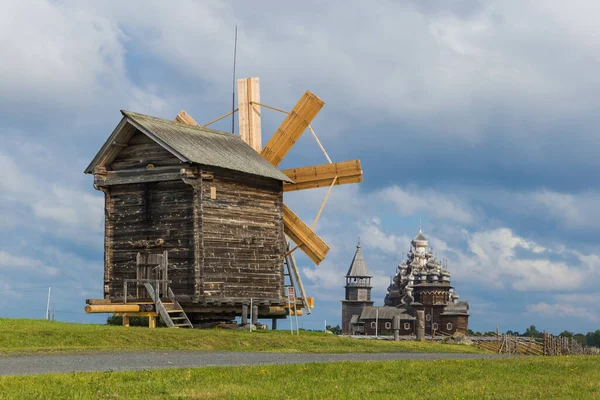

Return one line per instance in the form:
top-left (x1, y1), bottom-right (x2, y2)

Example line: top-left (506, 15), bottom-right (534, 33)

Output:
top-left (341, 240), bottom-right (374, 334)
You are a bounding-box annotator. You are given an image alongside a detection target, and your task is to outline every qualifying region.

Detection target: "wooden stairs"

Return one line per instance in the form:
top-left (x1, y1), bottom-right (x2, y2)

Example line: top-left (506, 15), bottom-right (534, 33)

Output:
top-left (144, 283), bottom-right (193, 328)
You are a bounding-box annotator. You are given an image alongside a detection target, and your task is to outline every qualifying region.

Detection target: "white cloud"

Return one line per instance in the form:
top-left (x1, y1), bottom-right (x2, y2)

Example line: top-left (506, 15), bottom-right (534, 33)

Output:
top-left (451, 228), bottom-right (588, 291)
top-left (528, 301), bottom-right (600, 324)
top-left (0, 251), bottom-right (58, 276)
top-left (379, 186), bottom-right (474, 224)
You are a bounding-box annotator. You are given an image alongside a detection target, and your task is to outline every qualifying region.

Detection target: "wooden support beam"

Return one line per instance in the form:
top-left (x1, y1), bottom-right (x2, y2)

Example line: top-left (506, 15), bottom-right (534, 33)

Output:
top-left (283, 204), bottom-right (330, 265)
top-left (174, 110), bottom-right (199, 126)
top-left (238, 77), bottom-right (262, 152)
top-left (261, 91), bottom-right (324, 166)
top-left (94, 166), bottom-right (189, 187)
top-left (282, 160), bottom-right (362, 192)
top-left (85, 304), bottom-right (142, 313)
top-left (122, 315), bottom-right (130, 327)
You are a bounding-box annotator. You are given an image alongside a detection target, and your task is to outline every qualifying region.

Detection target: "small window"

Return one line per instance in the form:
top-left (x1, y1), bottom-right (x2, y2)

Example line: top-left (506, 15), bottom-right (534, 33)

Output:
top-left (432, 323), bottom-right (439, 330)
top-left (425, 314), bottom-right (431, 322)
top-left (371, 321), bottom-right (376, 329)
top-left (447, 323), bottom-right (453, 330)
top-left (404, 322), bottom-right (410, 330)
top-left (385, 322), bottom-right (391, 329)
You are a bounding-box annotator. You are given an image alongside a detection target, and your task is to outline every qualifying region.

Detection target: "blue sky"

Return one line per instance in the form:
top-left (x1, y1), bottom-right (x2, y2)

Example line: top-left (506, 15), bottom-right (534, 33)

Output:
top-left (1, 0), bottom-right (600, 334)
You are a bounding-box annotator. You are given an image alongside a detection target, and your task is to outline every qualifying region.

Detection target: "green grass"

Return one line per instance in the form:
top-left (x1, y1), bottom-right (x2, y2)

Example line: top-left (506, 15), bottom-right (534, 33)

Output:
top-left (1, 357), bottom-right (599, 399)
top-left (0, 318), bottom-right (481, 355)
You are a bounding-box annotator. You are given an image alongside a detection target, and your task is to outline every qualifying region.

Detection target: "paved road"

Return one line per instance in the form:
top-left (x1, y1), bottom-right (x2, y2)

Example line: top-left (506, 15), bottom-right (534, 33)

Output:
top-left (0, 351), bottom-right (511, 376)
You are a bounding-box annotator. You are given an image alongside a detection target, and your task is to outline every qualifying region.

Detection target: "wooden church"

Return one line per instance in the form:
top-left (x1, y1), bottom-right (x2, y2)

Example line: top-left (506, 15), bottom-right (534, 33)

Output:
top-left (85, 78), bottom-right (363, 327)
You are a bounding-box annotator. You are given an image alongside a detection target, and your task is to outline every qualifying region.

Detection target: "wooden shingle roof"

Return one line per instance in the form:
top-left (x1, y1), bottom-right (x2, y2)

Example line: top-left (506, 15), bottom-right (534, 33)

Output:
top-left (85, 110), bottom-right (292, 183)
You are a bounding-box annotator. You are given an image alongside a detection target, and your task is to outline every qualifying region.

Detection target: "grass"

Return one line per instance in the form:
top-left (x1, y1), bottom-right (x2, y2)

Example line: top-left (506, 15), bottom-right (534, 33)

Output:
top-left (0, 318), bottom-right (482, 355)
top-left (1, 357), bottom-right (599, 399)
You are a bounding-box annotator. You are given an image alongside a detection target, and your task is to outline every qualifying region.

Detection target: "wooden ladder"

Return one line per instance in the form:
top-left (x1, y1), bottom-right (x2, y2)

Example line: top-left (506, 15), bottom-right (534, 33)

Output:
top-left (284, 241), bottom-right (311, 314)
top-left (144, 283), bottom-right (193, 328)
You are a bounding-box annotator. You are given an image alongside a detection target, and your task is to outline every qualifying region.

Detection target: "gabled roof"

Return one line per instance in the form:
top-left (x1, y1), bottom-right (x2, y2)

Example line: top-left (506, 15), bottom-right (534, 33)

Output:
top-left (85, 110), bottom-right (292, 182)
top-left (359, 306), bottom-right (415, 320)
top-left (346, 242), bottom-right (371, 277)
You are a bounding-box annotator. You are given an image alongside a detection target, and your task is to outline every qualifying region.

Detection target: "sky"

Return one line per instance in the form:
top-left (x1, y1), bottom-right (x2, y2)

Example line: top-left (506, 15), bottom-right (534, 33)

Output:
top-left (1, 0), bottom-right (600, 334)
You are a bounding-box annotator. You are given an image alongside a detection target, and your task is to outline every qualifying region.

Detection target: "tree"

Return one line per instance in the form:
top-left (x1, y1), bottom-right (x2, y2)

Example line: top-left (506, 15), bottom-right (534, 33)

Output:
top-left (559, 330), bottom-right (574, 339)
top-left (524, 325), bottom-right (540, 337)
top-left (586, 330), bottom-right (600, 347)
top-left (573, 334), bottom-right (587, 346)
top-left (326, 325), bottom-right (342, 335)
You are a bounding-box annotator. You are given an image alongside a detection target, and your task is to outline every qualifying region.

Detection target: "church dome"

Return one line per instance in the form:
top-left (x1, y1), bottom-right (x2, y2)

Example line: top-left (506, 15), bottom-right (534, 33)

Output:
top-left (411, 229), bottom-right (428, 248)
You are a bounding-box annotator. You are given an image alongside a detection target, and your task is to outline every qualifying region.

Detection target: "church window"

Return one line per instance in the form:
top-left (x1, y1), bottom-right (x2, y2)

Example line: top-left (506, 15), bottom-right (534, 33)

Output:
top-left (447, 323), bottom-right (453, 330)
top-left (371, 321), bottom-right (376, 329)
top-left (425, 314), bottom-right (431, 322)
top-left (432, 323), bottom-right (439, 330)
top-left (404, 322), bottom-right (410, 330)
top-left (385, 322), bottom-right (391, 329)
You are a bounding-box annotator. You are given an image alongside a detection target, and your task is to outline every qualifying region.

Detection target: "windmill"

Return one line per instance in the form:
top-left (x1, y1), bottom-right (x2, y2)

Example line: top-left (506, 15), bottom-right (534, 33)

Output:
top-left (173, 78), bottom-right (363, 270)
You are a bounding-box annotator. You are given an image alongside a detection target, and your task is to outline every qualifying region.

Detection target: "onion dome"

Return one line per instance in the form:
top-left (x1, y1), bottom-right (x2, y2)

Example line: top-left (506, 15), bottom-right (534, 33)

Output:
top-left (411, 228), bottom-right (428, 248)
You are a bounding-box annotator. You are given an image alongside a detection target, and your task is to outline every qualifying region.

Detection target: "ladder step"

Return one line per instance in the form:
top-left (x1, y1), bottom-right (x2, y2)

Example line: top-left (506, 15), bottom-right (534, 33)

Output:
top-left (171, 316), bottom-right (187, 320)
top-left (167, 309), bottom-right (184, 313)
top-left (173, 323), bottom-right (191, 327)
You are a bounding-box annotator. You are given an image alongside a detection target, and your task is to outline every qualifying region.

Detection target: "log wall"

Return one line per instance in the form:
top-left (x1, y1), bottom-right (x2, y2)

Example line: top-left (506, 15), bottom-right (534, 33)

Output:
top-left (101, 129), bottom-right (286, 302)
top-left (200, 167), bottom-right (285, 299)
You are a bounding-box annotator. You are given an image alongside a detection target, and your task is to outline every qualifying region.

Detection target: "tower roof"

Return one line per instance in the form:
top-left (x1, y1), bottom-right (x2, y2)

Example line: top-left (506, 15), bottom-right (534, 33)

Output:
top-left (411, 228), bottom-right (428, 247)
top-left (346, 241), bottom-right (371, 277)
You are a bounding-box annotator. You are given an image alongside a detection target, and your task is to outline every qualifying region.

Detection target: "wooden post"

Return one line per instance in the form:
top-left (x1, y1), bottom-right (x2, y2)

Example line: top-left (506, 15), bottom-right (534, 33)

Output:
top-left (237, 77), bottom-right (262, 152)
top-left (416, 310), bottom-right (425, 341)
top-left (122, 315), bottom-right (130, 327)
top-left (393, 316), bottom-right (400, 341)
top-left (272, 318), bottom-right (277, 330)
top-left (242, 304), bottom-right (248, 325)
top-left (149, 315), bottom-right (156, 329)
top-left (252, 305), bottom-right (258, 325)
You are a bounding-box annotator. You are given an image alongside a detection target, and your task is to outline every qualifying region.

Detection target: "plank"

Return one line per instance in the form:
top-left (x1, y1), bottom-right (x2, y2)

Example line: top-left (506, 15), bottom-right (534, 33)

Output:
top-left (282, 160), bottom-right (362, 192)
top-left (260, 91), bottom-right (324, 166)
top-left (283, 204), bottom-right (330, 265)
top-left (174, 110), bottom-right (199, 126)
top-left (237, 77), bottom-right (262, 152)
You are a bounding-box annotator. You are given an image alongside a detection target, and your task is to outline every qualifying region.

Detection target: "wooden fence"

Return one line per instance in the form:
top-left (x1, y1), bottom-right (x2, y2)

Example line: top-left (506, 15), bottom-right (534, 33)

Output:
top-left (472, 332), bottom-right (600, 356)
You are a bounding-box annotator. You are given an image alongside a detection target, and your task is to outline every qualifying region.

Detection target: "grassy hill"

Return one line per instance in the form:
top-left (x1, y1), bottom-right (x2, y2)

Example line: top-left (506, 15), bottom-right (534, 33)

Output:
top-left (0, 318), bottom-right (481, 355)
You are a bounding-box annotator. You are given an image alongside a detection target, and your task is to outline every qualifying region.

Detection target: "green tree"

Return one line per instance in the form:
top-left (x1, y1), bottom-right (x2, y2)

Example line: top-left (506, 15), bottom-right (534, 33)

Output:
top-left (586, 330), bottom-right (600, 347)
top-left (326, 325), bottom-right (342, 335)
top-left (559, 330), bottom-right (574, 339)
top-left (573, 334), bottom-right (587, 346)
top-left (524, 325), bottom-right (540, 337)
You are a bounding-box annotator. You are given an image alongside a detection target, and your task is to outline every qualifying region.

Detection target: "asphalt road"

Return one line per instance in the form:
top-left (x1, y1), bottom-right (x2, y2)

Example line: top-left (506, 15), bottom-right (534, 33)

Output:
top-left (0, 351), bottom-right (511, 376)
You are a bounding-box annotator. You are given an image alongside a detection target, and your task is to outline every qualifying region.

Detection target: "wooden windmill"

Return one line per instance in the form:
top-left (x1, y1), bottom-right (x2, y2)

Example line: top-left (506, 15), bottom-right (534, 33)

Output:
top-left (173, 77), bottom-right (363, 266)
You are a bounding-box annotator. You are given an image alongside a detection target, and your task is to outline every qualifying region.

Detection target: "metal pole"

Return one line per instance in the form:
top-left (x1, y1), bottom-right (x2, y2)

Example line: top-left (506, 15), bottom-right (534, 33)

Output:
top-left (45, 287), bottom-right (51, 320)
top-left (249, 298), bottom-right (253, 332)
top-left (324, 319), bottom-right (327, 333)
top-left (375, 308), bottom-right (379, 338)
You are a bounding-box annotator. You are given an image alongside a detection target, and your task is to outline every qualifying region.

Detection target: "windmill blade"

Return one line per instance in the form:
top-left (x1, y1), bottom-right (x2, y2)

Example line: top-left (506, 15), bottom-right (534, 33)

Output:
top-left (175, 110), bottom-right (199, 126)
top-left (283, 204), bottom-right (330, 265)
top-left (282, 160), bottom-right (362, 192)
top-left (261, 91), bottom-right (324, 167)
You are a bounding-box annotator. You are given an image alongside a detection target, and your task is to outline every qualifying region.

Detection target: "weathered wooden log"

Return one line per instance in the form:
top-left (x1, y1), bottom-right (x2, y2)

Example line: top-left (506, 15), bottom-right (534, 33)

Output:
top-left (393, 316), bottom-right (401, 341)
top-left (85, 304), bottom-right (143, 313)
top-left (416, 310), bottom-right (425, 341)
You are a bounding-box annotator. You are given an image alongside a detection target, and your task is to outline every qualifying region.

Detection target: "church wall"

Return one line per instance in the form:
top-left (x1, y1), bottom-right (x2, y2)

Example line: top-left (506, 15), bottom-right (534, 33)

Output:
top-left (362, 318), bottom-right (414, 336)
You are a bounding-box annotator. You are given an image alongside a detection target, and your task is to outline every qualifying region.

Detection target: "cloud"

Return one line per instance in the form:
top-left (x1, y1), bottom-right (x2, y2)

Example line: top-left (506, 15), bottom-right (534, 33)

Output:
top-left (450, 228), bottom-right (590, 291)
top-left (527, 301), bottom-right (600, 324)
top-left (379, 186), bottom-right (474, 224)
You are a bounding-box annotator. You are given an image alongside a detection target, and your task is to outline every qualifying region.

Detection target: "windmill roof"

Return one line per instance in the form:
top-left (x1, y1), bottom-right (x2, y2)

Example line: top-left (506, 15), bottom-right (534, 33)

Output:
top-left (346, 244), bottom-right (371, 277)
top-left (85, 111), bottom-right (292, 183)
